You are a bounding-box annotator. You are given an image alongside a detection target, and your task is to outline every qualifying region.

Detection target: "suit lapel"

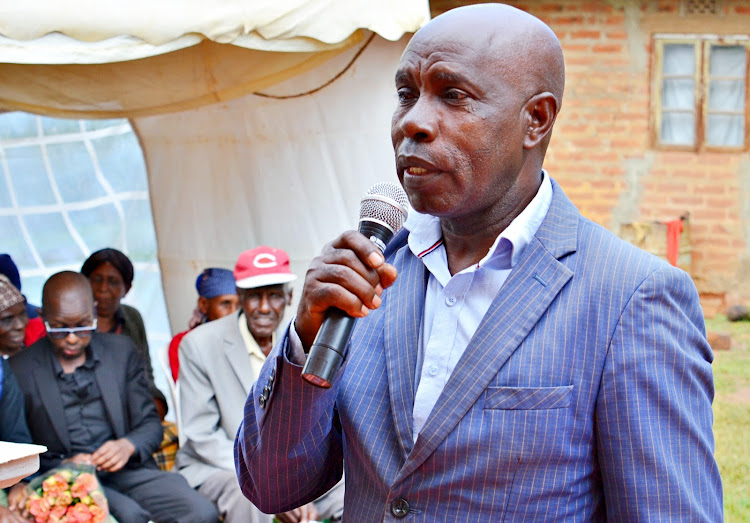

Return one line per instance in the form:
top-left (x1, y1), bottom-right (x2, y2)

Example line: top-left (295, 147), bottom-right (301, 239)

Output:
top-left (91, 340), bottom-right (126, 438)
top-left (394, 179), bottom-right (580, 482)
top-left (384, 241), bottom-right (427, 459)
top-left (34, 345), bottom-right (71, 451)
top-left (224, 314), bottom-right (255, 395)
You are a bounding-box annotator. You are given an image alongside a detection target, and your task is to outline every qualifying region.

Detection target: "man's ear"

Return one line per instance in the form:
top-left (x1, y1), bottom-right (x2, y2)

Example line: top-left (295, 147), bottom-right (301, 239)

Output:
top-left (124, 283), bottom-right (132, 296)
top-left (286, 286), bottom-right (293, 305)
top-left (522, 92), bottom-right (559, 149)
top-left (197, 296), bottom-right (209, 315)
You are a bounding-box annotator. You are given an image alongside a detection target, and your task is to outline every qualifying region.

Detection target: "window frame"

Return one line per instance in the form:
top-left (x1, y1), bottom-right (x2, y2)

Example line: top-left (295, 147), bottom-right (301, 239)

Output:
top-left (651, 34), bottom-right (750, 152)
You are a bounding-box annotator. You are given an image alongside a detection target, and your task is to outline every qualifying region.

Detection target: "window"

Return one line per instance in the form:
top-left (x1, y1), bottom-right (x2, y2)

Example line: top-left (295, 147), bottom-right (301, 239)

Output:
top-left (652, 35), bottom-right (749, 151)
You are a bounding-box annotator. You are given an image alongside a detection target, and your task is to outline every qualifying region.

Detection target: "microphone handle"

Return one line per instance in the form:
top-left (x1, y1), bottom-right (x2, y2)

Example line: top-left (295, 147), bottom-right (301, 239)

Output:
top-left (301, 309), bottom-right (355, 388)
top-left (301, 220), bottom-right (394, 388)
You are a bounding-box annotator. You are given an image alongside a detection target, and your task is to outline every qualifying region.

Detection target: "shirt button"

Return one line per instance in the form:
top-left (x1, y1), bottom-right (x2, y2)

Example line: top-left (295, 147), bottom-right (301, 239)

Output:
top-left (390, 498), bottom-right (410, 518)
top-left (445, 296), bottom-right (456, 306)
top-left (428, 364), bottom-right (438, 376)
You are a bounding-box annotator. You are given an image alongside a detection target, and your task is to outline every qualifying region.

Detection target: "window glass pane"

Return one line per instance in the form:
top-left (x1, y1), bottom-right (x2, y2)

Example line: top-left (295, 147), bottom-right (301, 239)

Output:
top-left (708, 80), bottom-right (745, 111)
top-left (5, 145), bottom-right (57, 207)
top-left (83, 118), bottom-right (129, 132)
top-left (23, 212), bottom-right (85, 266)
top-left (121, 199), bottom-right (158, 262)
top-left (707, 114), bottom-right (744, 146)
top-left (68, 204), bottom-right (123, 252)
top-left (92, 133), bottom-right (148, 193)
top-left (0, 112), bottom-right (38, 140)
top-left (41, 117), bottom-right (82, 136)
top-left (661, 113), bottom-right (695, 145)
top-left (663, 44), bottom-right (696, 75)
top-left (0, 172), bottom-right (13, 208)
top-left (0, 215), bottom-right (37, 269)
top-left (46, 142), bottom-right (108, 203)
top-left (662, 78), bottom-right (695, 109)
top-left (710, 45), bottom-right (746, 77)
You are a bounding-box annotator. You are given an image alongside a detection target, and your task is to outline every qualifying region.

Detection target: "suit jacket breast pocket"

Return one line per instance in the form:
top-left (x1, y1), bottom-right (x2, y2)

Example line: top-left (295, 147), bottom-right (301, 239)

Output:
top-left (484, 385), bottom-right (574, 410)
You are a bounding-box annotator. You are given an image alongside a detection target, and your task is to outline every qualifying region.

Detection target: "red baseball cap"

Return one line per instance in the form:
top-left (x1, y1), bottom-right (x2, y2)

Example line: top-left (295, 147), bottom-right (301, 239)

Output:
top-left (234, 246), bottom-right (297, 289)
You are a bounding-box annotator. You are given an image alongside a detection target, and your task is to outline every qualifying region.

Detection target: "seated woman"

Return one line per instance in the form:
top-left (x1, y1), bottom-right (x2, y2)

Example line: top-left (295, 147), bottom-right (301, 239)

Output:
top-left (80, 248), bottom-right (167, 416)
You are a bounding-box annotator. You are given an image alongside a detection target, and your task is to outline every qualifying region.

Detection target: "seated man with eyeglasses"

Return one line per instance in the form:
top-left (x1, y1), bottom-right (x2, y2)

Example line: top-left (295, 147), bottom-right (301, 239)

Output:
top-left (8, 271), bottom-right (219, 523)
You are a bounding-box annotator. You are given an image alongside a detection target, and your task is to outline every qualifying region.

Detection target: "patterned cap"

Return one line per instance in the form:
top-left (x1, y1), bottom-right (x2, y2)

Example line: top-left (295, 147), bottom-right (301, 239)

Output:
top-left (195, 268), bottom-right (236, 298)
top-left (0, 274), bottom-right (24, 313)
top-left (234, 246), bottom-right (297, 289)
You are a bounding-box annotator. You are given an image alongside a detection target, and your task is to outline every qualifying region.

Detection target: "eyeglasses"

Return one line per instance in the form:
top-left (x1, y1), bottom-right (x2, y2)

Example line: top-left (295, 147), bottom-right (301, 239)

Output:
top-left (44, 319), bottom-right (98, 339)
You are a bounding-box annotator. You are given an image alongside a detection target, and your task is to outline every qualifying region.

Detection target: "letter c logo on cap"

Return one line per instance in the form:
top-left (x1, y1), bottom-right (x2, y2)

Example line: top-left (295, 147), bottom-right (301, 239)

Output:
top-left (253, 253), bottom-right (277, 269)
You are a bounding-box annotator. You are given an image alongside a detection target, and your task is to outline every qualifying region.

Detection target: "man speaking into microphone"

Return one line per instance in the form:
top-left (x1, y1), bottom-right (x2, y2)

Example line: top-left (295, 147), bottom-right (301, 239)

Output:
top-left (235, 4), bottom-right (722, 521)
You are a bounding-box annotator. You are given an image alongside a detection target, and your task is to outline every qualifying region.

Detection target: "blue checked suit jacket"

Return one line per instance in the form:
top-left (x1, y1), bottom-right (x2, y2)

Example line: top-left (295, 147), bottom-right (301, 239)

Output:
top-left (235, 180), bottom-right (722, 522)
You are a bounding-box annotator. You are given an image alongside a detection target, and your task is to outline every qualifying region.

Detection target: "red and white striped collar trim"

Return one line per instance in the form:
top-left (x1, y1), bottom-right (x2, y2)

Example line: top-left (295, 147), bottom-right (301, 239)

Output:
top-left (417, 239), bottom-right (443, 258)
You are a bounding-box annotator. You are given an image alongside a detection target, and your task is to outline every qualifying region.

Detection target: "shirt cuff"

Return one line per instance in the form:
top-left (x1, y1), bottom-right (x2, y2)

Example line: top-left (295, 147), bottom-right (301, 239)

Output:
top-left (286, 318), bottom-right (308, 367)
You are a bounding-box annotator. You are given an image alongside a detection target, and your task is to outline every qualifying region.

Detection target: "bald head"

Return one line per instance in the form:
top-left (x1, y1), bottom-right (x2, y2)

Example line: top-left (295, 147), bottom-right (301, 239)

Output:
top-left (411, 3), bottom-right (565, 109)
top-left (42, 271), bottom-right (94, 316)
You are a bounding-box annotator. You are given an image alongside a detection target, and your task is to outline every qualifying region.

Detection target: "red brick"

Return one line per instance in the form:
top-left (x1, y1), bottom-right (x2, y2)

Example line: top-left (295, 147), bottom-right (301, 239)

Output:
top-left (571, 30), bottom-right (601, 39)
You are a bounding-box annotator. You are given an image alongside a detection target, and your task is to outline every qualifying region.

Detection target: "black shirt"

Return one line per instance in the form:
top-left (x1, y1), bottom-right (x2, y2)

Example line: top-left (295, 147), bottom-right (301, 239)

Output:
top-left (51, 348), bottom-right (114, 454)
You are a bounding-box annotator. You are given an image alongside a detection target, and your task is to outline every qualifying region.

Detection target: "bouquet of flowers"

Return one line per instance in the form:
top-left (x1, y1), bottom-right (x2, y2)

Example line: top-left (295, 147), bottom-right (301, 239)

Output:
top-left (25, 464), bottom-right (110, 523)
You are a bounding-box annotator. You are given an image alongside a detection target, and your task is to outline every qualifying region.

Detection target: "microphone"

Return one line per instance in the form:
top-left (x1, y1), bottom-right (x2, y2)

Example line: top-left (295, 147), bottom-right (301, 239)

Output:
top-left (301, 182), bottom-right (409, 388)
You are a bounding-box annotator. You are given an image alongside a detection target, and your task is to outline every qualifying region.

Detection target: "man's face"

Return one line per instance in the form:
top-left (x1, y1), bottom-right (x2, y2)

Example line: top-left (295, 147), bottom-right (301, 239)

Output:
top-left (391, 31), bottom-right (531, 223)
top-left (0, 302), bottom-right (28, 357)
top-left (239, 284), bottom-right (290, 342)
top-left (45, 290), bottom-right (95, 361)
top-left (87, 261), bottom-right (129, 318)
top-left (200, 293), bottom-right (240, 322)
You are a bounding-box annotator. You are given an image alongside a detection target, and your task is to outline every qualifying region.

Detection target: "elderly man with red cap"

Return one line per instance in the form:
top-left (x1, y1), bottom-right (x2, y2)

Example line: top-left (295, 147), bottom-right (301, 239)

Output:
top-left (175, 246), bottom-right (344, 523)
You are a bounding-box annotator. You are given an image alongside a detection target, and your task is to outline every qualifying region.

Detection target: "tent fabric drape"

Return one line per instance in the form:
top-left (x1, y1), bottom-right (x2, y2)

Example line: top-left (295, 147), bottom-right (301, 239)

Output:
top-left (132, 35), bottom-right (410, 331)
top-left (0, 0), bottom-right (429, 118)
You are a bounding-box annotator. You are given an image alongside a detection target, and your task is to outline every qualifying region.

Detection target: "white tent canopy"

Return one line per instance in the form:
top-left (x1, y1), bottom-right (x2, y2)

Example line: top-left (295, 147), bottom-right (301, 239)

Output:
top-left (0, 0), bottom-right (428, 332)
top-left (0, 0), bottom-right (428, 118)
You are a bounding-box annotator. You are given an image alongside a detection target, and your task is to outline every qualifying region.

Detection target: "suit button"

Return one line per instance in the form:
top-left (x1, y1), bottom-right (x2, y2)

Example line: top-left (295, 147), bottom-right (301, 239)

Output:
top-left (259, 394), bottom-right (266, 409)
top-left (270, 368), bottom-right (276, 381)
top-left (390, 498), bottom-right (409, 518)
top-left (263, 385), bottom-right (271, 397)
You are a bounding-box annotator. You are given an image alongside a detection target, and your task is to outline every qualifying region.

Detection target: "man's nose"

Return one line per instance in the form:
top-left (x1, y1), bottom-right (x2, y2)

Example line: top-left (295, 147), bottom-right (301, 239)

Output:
top-left (398, 97), bottom-right (437, 142)
top-left (257, 294), bottom-right (271, 312)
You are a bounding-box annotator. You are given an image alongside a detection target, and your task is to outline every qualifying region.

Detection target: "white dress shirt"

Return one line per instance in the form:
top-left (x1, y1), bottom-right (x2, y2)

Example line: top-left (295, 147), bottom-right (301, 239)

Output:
top-left (288, 171), bottom-right (552, 441)
top-left (407, 171), bottom-right (552, 439)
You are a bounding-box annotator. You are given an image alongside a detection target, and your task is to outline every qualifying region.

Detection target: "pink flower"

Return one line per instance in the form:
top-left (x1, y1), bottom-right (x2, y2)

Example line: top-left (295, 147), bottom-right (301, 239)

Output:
top-left (49, 504), bottom-right (68, 522)
top-left (71, 473), bottom-right (97, 499)
top-left (42, 474), bottom-right (69, 499)
top-left (89, 504), bottom-right (107, 523)
top-left (55, 489), bottom-right (74, 508)
top-left (66, 502), bottom-right (93, 523)
top-left (28, 494), bottom-right (51, 520)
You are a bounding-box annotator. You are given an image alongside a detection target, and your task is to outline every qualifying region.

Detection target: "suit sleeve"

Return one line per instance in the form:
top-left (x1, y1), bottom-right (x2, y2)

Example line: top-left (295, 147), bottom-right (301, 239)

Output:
top-left (178, 332), bottom-right (237, 470)
top-left (234, 329), bottom-right (344, 515)
top-left (596, 265), bottom-right (723, 521)
top-left (122, 344), bottom-right (163, 462)
top-left (0, 359), bottom-right (32, 444)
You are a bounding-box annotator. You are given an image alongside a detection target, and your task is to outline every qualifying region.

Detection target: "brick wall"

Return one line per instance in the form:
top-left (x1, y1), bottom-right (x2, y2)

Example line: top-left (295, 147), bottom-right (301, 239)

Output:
top-left (430, 0), bottom-right (750, 314)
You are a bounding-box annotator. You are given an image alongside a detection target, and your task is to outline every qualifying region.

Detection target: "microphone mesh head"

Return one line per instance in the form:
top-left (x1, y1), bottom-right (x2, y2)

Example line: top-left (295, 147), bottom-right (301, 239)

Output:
top-left (359, 182), bottom-right (409, 233)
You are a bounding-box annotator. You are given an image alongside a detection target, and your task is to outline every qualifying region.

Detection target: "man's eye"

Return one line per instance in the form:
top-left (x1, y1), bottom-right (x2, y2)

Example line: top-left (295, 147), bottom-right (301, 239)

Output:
top-left (397, 88), bottom-right (417, 103)
top-left (444, 89), bottom-right (468, 101)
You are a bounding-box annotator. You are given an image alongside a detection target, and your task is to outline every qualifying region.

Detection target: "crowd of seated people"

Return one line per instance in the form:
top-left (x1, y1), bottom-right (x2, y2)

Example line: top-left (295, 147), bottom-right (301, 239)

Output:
top-left (0, 249), bottom-right (344, 523)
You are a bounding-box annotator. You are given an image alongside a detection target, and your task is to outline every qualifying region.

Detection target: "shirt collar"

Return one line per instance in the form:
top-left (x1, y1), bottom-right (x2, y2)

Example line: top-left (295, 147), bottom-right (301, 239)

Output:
top-left (405, 170), bottom-right (552, 271)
